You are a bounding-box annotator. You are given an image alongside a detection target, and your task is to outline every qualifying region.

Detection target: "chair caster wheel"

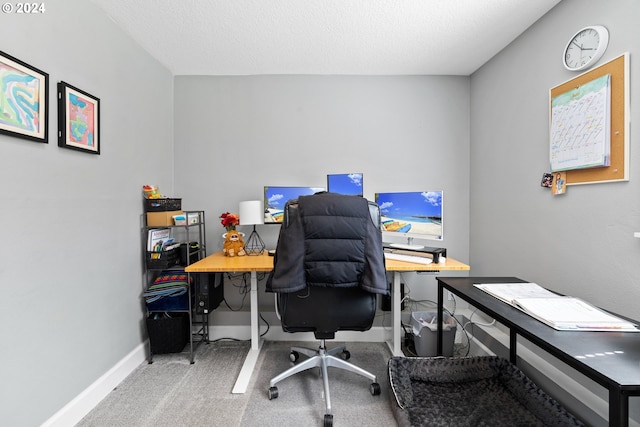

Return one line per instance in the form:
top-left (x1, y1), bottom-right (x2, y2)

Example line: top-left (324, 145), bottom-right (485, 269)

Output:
top-left (341, 350), bottom-right (350, 360)
top-left (323, 414), bottom-right (333, 426)
top-left (289, 351), bottom-right (299, 362)
top-left (370, 382), bottom-right (381, 395)
top-left (268, 386), bottom-right (278, 399)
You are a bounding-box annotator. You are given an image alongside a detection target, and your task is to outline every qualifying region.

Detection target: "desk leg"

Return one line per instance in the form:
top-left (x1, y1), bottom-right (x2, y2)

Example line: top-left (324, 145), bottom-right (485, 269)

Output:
top-left (437, 283), bottom-right (443, 356)
top-left (231, 271), bottom-right (264, 394)
top-left (609, 389), bottom-right (628, 427)
top-left (385, 271), bottom-right (403, 356)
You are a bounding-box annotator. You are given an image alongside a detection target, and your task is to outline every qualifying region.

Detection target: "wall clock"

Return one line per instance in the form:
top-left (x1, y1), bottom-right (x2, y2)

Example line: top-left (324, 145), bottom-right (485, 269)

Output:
top-left (563, 25), bottom-right (609, 71)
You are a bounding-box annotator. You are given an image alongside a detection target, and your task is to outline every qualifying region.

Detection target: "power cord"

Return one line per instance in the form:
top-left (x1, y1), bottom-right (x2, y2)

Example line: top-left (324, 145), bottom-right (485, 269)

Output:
top-left (222, 272), bottom-right (250, 311)
top-left (213, 272), bottom-right (270, 342)
top-left (259, 312), bottom-right (270, 337)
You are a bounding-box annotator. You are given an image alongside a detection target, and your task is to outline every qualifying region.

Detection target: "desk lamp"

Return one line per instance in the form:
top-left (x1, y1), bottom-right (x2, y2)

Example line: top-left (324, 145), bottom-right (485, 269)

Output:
top-left (239, 200), bottom-right (265, 255)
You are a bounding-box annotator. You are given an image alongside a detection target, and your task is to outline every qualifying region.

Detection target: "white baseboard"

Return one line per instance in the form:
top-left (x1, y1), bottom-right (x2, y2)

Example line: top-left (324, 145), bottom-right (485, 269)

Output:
top-left (207, 324), bottom-right (389, 343)
top-left (41, 343), bottom-right (147, 427)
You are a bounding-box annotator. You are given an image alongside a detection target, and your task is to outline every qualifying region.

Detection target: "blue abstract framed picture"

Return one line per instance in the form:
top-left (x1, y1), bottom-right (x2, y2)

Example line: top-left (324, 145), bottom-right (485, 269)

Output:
top-left (0, 50), bottom-right (49, 143)
top-left (58, 81), bottom-right (100, 154)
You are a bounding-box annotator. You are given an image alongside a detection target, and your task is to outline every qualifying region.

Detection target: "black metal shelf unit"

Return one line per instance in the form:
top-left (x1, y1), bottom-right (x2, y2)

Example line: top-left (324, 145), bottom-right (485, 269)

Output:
top-left (143, 210), bottom-right (207, 364)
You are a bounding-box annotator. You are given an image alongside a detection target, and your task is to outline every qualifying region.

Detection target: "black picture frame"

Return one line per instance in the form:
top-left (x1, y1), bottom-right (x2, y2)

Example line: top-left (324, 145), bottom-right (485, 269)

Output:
top-left (58, 81), bottom-right (100, 154)
top-left (0, 50), bottom-right (49, 143)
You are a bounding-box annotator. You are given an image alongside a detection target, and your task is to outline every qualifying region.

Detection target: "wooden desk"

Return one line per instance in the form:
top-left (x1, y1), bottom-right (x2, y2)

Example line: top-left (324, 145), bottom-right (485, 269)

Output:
top-left (186, 252), bottom-right (272, 394)
top-left (436, 276), bottom-right (640, 427)
top-left (186, 251), bottom-right (469, 393)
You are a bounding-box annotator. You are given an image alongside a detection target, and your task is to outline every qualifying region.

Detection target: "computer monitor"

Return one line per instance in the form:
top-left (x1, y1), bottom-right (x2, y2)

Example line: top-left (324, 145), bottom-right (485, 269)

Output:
top-left (327, 173), bottom-right (363, 196)
top-left (375, 191), bottom-right (443, 247)
top-left (264, 186), bottom-right (325, 223)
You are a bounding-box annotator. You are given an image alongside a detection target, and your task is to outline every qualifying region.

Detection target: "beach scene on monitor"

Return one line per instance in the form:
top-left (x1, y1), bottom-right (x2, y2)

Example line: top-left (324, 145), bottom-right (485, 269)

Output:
top-left (327, 173), bottom-right (363, 196)
top-left (376, 191), bottom-right (443, 240)
top-left (264, 186), bottom-right (325, 223)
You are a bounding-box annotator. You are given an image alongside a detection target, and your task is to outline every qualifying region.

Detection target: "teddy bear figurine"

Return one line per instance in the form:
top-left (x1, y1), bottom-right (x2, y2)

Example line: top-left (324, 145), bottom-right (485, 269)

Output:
top-left (223, 230), bottom-right (246, 257)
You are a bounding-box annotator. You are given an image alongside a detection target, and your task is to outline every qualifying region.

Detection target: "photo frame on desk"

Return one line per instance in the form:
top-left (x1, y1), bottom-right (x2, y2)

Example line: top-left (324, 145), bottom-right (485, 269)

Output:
top-left (549, 53), bottom-right (629, 185)
top-left (0, 50), bottom-right (49, 144)
top-left (57, 81), bottom-right (100, 154)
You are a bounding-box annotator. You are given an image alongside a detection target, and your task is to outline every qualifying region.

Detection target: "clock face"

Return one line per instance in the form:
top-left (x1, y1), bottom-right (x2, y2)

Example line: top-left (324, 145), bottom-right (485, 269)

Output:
top-left (563, 26), bottom-right (609, 71)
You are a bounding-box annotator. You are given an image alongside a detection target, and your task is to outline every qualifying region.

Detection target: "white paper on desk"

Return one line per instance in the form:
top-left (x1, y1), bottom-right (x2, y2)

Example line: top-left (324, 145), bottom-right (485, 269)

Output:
top-left (513, 297), bottom-right (639, 331)
top-left (473, 282), bottom-right (558, 304)
top-left (475, 283), bottom-right (639, 331)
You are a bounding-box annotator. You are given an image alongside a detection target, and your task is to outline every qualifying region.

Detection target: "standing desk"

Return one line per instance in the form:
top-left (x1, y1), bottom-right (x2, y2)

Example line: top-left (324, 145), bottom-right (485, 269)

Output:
top-left (436, 276), bottom-right (640, 427)
top-left (186, 251), bottom-right (469, 394)
top-left (186, 252), bottom-right (273, 393)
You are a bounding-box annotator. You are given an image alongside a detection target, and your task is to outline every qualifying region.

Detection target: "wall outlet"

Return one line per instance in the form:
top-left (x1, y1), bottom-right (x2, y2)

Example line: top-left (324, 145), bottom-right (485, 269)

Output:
top-left (447, 291), bottom-right (454, 301)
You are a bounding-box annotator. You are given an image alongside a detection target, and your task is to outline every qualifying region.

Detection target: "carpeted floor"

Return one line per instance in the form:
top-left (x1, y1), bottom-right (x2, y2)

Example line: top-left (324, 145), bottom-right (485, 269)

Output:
top-left (77, 340), bottom-right (397, 427)
top-left (241, 341), bottom-right (396, 426)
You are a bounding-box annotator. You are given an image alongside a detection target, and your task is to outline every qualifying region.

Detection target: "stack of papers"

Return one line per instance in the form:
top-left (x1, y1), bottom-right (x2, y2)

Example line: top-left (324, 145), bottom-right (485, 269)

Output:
top-left (474, 282), bottom-right (639, 332)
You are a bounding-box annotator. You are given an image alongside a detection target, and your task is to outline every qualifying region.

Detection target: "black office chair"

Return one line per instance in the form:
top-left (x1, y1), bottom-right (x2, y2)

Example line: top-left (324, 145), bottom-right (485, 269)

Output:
top-left (265, 193), bottom-right (389, 427)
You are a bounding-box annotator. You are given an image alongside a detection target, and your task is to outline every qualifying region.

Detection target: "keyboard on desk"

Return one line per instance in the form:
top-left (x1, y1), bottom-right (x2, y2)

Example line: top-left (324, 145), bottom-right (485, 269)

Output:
top-left (384, 252), bottom-right (433, 265)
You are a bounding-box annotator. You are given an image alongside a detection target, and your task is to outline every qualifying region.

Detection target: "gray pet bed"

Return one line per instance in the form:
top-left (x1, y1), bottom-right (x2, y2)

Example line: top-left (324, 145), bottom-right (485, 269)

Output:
top-left (388, 356), bottom-right (584, 427)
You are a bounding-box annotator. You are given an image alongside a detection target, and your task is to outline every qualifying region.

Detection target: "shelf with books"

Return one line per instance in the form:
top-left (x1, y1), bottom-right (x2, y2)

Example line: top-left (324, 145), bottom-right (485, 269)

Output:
top-left (142, 210), bottom-right (208, 364)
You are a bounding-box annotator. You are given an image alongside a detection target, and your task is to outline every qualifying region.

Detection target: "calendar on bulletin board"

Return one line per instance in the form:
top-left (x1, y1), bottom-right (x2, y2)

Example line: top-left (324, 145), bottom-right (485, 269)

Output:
top-left (550, 74), bottom-right (611, 172)
top-left (549, 53), bottom-right (629, 185)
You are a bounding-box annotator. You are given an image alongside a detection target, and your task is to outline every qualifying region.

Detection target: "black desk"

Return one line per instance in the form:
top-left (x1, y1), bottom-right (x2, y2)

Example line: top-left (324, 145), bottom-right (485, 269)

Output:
top-left (436, 276), bottom-right (640, 427)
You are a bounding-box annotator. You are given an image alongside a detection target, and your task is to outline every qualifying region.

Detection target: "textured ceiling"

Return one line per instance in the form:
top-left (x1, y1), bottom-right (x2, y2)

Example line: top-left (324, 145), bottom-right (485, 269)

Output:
top-left (91, 0), bottom-right (561, 76)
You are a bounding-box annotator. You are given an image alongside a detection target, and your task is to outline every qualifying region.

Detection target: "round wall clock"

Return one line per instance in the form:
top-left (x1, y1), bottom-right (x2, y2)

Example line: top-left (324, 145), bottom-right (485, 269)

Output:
top-left (563, 25), bottom-right (609, 71)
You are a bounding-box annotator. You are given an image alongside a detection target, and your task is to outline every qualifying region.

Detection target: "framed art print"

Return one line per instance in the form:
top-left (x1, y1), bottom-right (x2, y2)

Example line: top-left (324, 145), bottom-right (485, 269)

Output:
top-left (0, 50), bottom-right (49, 143)
top-left (58, 81), bottom-right (100, 154)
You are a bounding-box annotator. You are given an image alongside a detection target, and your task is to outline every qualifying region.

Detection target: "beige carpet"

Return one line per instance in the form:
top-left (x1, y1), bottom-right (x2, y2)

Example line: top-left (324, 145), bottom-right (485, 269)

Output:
top-left (77, 341), bottom-right (252, 426)
top-left (241, 341), bottom-right (396, 426)
top-left (77, 340), bottom-right (397, 426)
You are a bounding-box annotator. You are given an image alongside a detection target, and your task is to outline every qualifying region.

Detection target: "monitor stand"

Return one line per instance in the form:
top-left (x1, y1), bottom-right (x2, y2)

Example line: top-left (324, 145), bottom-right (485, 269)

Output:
top-left (388, 237), bottom-right (423, 251)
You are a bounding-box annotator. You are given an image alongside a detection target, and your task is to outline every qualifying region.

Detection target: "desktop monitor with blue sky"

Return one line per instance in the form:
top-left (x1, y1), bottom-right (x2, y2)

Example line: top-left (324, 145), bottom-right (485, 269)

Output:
top-left (375, 190), bottom-right (443, 244)
top-left (264, 186), bottom-right (325, 223)
top-left (327, 173), bottom-right (363, 196)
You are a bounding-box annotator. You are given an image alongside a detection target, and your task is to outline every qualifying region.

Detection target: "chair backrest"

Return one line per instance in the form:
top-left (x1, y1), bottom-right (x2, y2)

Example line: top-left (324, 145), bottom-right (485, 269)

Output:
top-left (268, 193), bottom-right (387, 339)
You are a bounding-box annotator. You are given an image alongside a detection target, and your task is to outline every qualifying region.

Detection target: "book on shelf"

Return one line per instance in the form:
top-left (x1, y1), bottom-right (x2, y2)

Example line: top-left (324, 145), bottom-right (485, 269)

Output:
top-left (147, 228), bottom-right (171, 252)
top-left (473, 282), bottom-right (639, 332)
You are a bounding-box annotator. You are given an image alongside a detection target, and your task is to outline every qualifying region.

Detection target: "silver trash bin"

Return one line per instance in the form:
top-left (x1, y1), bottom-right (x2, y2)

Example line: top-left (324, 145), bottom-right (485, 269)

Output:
top-left (411, 311), bottom-right (456, 357)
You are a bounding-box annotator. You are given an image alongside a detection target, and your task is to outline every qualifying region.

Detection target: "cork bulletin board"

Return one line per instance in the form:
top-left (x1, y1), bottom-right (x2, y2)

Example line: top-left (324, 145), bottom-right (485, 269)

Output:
top-left (549, 53), bottom-right (629, 185)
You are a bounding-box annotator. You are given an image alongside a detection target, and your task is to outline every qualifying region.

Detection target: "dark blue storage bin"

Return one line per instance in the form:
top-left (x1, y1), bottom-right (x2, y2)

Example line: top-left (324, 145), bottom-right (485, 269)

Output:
top-left (146, 293), bottom-right (190, 311)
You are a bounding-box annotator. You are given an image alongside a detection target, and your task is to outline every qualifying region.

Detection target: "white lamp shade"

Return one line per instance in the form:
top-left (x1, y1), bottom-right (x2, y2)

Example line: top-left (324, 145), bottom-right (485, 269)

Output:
top-left (239, 200), bottom-right (264, 225)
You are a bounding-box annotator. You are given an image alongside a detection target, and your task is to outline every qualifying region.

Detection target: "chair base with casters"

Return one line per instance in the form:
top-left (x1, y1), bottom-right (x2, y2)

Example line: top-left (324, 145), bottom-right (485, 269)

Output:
top-left (268, 339), bottom-right (381, 427)
top-left (267, 287), bottom-right (382, 427)
top-left (266, 194), bottom-right (389, 427)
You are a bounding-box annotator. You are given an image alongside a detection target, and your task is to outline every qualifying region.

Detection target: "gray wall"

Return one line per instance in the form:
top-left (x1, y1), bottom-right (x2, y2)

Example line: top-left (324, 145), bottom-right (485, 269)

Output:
top-left (470, 0), bottom-right (640, 320)
top-left (0, 2), bottom-right (173, 425)
top-left (3, 0), bottom-right (639, 425)
top-left (173, 75), bottom-right (471, 313)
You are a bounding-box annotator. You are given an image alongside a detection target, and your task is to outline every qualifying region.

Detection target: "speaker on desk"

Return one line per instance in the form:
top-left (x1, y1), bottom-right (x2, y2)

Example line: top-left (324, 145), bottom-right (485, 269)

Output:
top-left (195, 272), bottom-right (224, 314)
